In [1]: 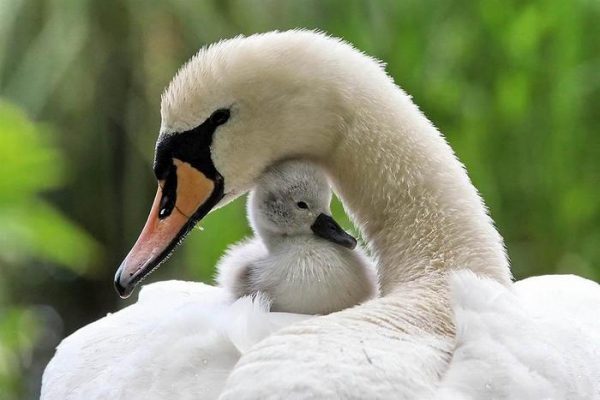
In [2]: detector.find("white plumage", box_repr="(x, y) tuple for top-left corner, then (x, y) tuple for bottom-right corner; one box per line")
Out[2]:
(437, 272), (600, 399)
(41, 281), (310, 399)
(42, 274), (600, 399)
(42, 30), (600, 399)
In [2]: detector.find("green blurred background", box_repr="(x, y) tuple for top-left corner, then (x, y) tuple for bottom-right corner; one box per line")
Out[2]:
(0, 0), (599, 398)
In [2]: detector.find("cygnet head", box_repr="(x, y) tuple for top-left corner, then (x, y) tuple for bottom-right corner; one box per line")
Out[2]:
(249, 160), (356, 249)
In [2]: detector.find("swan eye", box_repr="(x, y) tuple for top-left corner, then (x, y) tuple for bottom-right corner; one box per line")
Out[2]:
(209, 108), (230, 126)
(296, 201), (308, 210)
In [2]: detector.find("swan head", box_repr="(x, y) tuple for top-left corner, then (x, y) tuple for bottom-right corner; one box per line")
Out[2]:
(114, 30), (378, 297)
(248, 160), (356, 249)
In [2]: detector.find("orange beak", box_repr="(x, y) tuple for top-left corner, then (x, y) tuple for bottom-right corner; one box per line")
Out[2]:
(114, 159), (223, 298)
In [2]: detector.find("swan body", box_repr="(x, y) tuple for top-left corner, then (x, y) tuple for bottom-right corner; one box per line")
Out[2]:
(43, 273), (600, 399)
(42, 30), (600, 399)
(41, 281), (311, 400)
(217, 160), (378, 314)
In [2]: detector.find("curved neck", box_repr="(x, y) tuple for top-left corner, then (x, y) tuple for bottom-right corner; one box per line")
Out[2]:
(324, 79), (511, 295)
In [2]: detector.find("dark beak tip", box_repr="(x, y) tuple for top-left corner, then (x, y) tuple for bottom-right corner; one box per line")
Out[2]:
(115, 283), (132, 299)
(114, 268), (133, 299)
(311, 213), (358, 250)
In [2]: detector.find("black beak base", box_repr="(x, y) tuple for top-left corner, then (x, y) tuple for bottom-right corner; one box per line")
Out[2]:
(310, 213), (357, 249)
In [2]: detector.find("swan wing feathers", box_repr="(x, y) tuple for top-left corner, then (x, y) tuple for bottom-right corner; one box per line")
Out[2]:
(437, 270), (600, 400)
(41, 281), (312, 400)
(137, 279), (226, 304)
(226, 292), (313, 354)
(514, 274), (600, 327)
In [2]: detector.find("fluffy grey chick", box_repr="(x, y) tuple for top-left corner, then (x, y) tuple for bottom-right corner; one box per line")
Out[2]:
(216, 160), (378, 315)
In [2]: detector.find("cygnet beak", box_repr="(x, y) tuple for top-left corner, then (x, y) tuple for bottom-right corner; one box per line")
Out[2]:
(310, 214), (357, 249)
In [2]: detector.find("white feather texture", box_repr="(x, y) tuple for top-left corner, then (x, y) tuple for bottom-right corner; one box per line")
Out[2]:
(437, 271), (600, 400)
(42, 274), (600, 400)
(41, 30), (600, 399)
(41, 281), (311, 400)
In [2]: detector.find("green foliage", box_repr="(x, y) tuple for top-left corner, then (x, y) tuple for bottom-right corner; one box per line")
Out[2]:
(184, 197), (252, 283)
(0, 101), (97, 399)
(0, 1), (598, 398)
(0, 101), (98, 273)
(0, 308), (41, 398)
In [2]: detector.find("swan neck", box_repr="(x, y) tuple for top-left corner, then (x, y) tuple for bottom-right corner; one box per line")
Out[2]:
(325, 84), (511, 294)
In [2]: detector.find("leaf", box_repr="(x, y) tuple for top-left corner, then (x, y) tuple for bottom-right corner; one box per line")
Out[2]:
(0, 100), (98, 273)
(0, 101), (64, 203)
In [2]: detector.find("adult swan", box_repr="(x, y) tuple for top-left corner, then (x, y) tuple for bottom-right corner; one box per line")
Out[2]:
(42, 30), (600, 399)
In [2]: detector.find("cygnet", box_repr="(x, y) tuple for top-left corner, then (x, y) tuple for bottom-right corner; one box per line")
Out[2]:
(217, 160), (378, 314)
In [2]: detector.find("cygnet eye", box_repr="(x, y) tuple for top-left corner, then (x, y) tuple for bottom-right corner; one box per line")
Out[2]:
(296, 201), (308, 210)
(209, 108), (230, 126)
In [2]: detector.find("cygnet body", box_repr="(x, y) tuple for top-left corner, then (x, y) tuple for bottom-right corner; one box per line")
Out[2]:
(217, 160), (378, 315)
